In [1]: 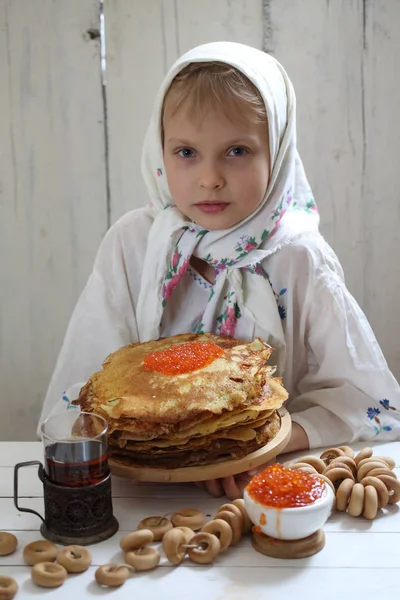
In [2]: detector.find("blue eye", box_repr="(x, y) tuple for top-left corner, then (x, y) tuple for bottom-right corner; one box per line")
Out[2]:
(228, 147), (247, 157)
(178, 148), (196, 158)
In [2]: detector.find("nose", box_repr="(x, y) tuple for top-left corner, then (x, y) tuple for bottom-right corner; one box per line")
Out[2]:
(198, 162), (225, 190)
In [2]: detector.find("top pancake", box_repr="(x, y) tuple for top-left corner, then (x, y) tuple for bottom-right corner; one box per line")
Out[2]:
(76, 333), (287, 438)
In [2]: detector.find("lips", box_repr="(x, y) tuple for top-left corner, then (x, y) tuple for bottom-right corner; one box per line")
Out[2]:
(195, 202), (230, 214)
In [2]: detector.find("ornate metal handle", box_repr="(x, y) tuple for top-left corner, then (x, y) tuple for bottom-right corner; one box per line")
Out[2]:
(14, 461), (46, 523)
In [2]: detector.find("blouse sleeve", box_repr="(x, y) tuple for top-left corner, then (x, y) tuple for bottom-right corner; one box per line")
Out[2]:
(272, 236), (400, 448)
(37, 218), (140, 436)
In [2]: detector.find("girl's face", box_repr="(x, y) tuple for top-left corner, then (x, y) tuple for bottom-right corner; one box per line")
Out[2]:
(163, 105), (270, 231)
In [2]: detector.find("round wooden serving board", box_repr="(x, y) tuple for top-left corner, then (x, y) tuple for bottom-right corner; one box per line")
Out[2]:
(109, 408), (291, 483)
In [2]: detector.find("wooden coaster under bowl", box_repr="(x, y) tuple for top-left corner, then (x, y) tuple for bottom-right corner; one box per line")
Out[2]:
(251, 527), (325, 559)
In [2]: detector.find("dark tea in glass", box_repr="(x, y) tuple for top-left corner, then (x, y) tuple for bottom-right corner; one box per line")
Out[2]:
(41, 411), (109, 488)
(45, 439), (109, 487)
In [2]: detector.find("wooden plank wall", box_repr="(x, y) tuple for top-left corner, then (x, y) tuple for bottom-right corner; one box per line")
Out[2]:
(0, 0), (107, 440)
(1, 0), (399, 440)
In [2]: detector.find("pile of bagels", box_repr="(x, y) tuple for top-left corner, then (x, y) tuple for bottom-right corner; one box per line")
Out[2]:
(0, 498), (250, 593)
(284, 446), (400, 519)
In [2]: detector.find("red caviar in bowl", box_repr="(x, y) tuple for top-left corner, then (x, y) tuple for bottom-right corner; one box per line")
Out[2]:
(143, 342), (224, 375)
(246, 463), (325, 508)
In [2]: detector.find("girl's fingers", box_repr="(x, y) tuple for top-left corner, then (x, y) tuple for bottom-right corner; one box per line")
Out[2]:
(203, 478), (225, 497)
(221, 476), (242, 500)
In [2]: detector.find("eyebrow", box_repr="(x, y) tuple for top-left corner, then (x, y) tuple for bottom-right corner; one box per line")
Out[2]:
(165, 136), (258, 146)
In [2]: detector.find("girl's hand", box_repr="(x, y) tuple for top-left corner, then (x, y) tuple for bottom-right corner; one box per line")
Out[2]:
(195, 470), (259, 500)
(194, 423), (309, 499)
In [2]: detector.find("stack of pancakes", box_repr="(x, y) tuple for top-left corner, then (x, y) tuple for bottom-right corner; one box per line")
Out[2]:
(74, 333), (288, 469)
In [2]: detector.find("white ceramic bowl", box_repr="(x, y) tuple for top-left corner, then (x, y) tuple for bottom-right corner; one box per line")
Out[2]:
(243, 483), (334, 540)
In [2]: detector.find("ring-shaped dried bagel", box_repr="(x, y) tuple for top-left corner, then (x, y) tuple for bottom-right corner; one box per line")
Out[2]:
(56, 545), (92, 573)
(95, 564), (131, 588)
(0, 532), (18, 556)
(347, 483), (365, 517)
(31, 562), (68, 588)
(338, 446), (355, 458)
(320, 448), (345, 464)
(138, 516), (173, 541)
(360, 476), (390, 509)
(374, 456), (396, 469)
(174, 526), (195, 543)
(162, 528), (187, 565)
(0, 576), (18, 600)
(363, 485), (378, 520)
(375, 474), (400, 504)
(324, 468), (355, 488)
(171, 509), (206, 531)
(324, 462), (354, 477)
(120, 529), (154, 552)
(214, 510), (242, 546)
(329, 456), (357, 475)
(356, 457), (390, 471)
(354, 447), (373, 465)
(336, 479), (355, 512)
(125, 547), (160, 571)
(367, 468), (397, 480)
(292, 456), (326, 473)
(291, 464), (319, 475)
(187, 532), (220, 564)
(216, 503), (244, 527)
(232, 498), (252, 533)
(357, 461), (391, 482)
(201, 518), (233, 552)
(23, 540), (58, 566)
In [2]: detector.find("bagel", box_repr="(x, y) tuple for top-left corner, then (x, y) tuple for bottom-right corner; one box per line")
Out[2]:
(375, 474), (400, 504)
(120, 529), (154, 552)
(125, 547), (160, 571)
(56, 545), (92, 573)
(187, 532), (220, 564)
(162, 528), (187, 565)
(363, 485), (378, 520)
(0, 533), (17, 557)
(336, 479), (355, 512)
(0, 576), (18, 600)
(292, 456), (326, 473)
(338, 446), (355, 458)
(214, 510), (242, 546)
(360, 476), (389, 509)
(138, 516), (172, 541)
(320, 448), (345, 464)
(201, 518), (233, 552)
(31, 562), (68, 588)
(95, 564), (131, 587)
(23, 540), (58, 566)
(347, 483), (365, 517)
(354, 447), (373, 465)
(171, 509), (206, 531)
(232, 498), (252, 533)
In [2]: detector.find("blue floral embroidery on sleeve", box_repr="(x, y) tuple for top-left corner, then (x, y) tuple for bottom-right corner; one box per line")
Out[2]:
(367, 399), (399, 435)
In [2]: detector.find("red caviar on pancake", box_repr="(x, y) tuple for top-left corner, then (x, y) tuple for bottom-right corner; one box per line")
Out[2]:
(247, 463), (325, 508)
(143, 342), (224, 375)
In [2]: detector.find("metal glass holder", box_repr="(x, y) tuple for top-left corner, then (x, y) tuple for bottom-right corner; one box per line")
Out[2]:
(14, 461), (119, 546)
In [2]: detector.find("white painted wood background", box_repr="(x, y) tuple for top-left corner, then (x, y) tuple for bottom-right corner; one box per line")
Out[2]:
(1, 0), (399, 440)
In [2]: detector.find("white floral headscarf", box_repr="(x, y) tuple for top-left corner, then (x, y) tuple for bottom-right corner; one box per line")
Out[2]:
(137, 42), (319, 365)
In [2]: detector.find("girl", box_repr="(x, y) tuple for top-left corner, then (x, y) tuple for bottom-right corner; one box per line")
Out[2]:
(38, 42), (400, 499)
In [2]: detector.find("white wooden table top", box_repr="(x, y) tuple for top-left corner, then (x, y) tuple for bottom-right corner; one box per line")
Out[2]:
(1, 441), (399, 599)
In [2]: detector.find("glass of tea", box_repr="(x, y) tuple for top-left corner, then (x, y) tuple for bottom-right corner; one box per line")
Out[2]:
(14, 410), (119, 545)
(41, 411), (110, 487)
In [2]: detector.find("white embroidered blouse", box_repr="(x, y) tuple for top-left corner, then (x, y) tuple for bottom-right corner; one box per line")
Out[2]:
(38, 207), (400, 445)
